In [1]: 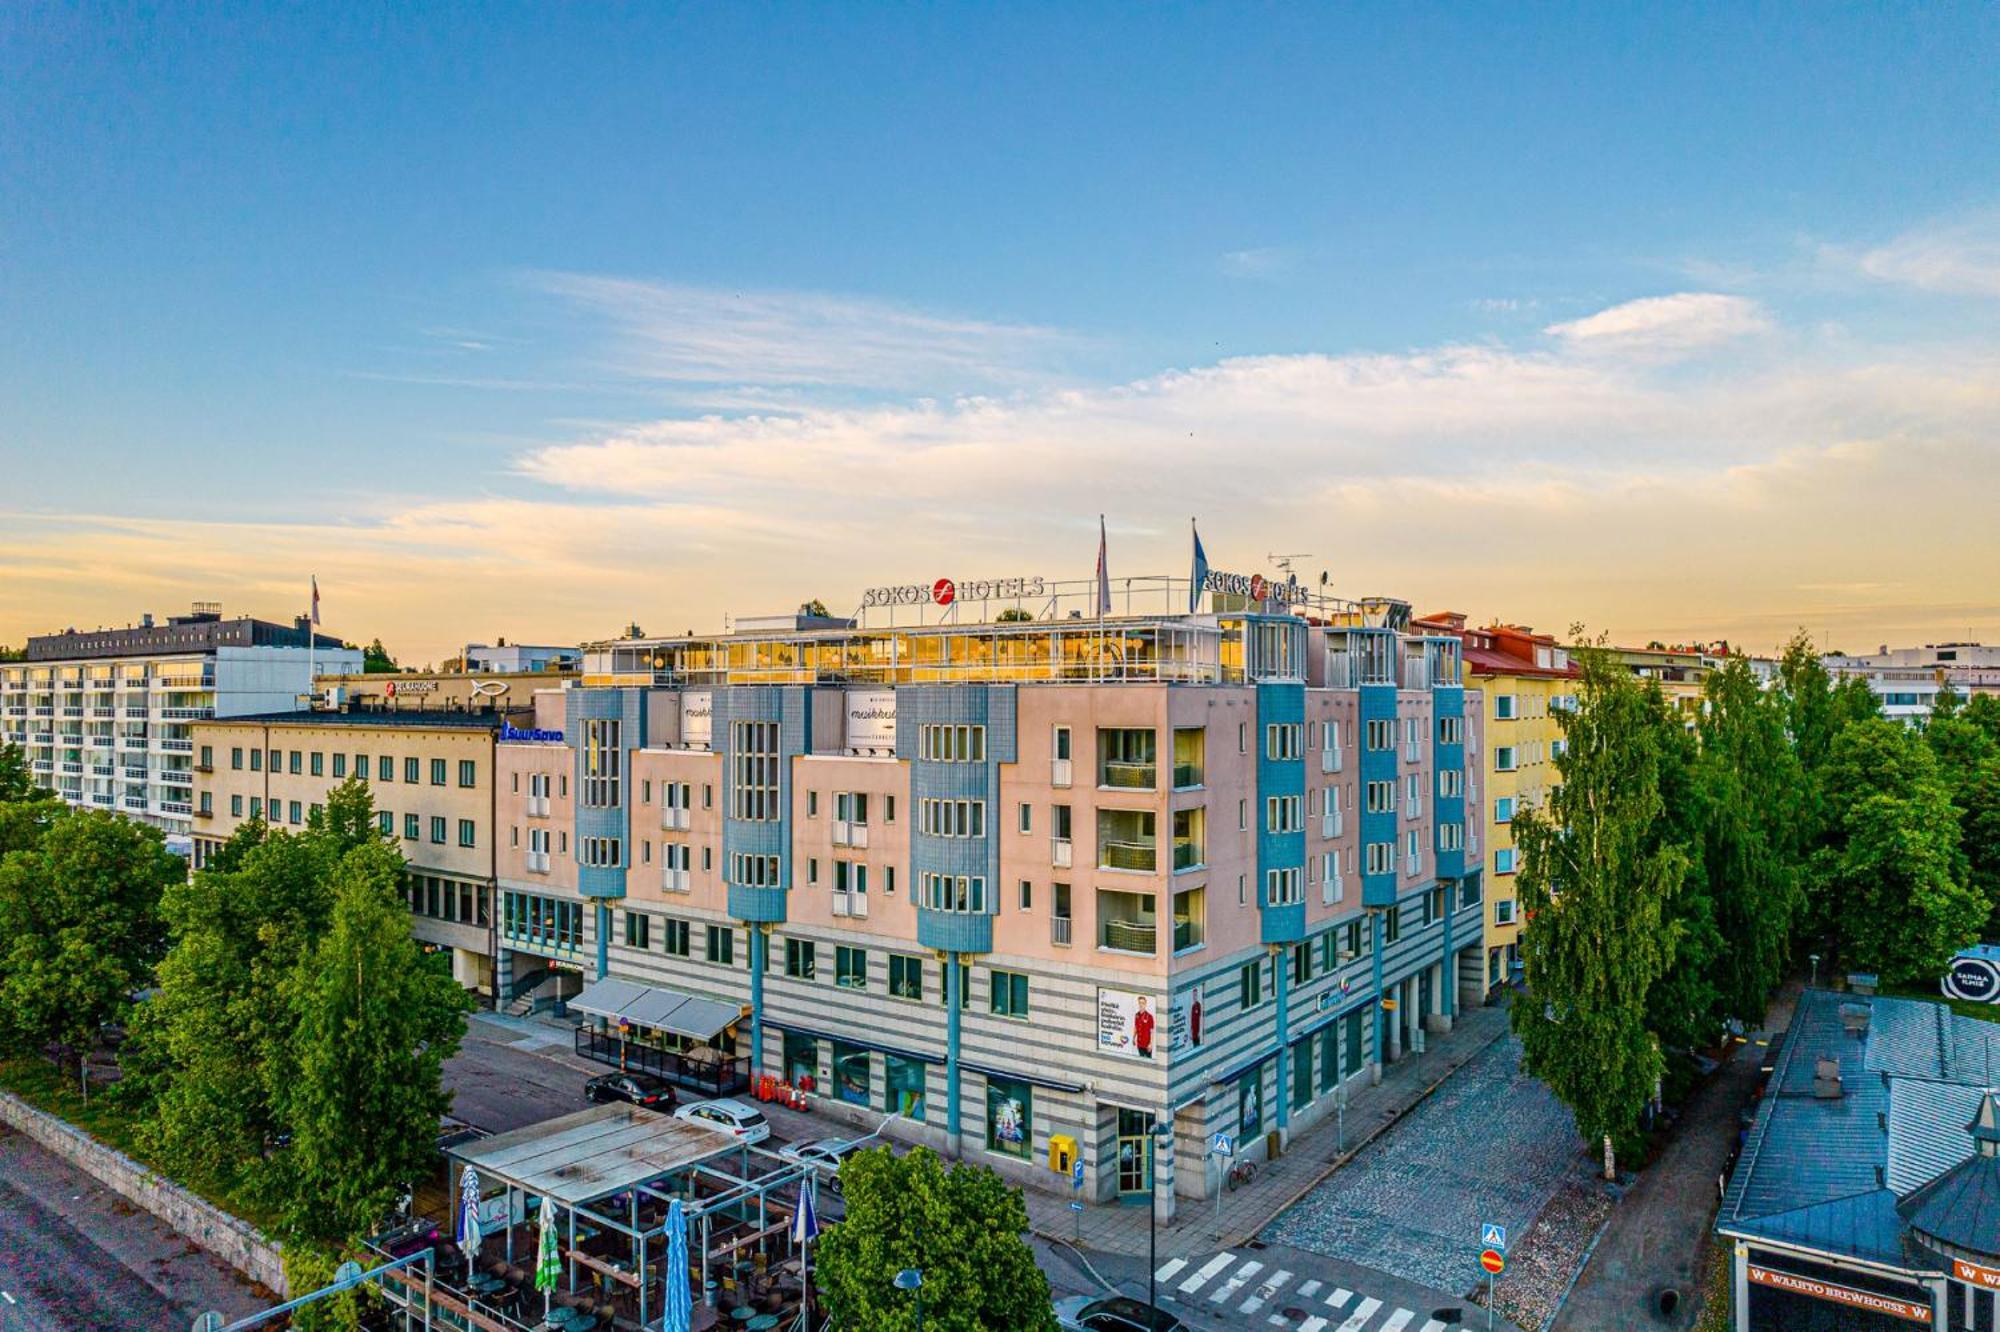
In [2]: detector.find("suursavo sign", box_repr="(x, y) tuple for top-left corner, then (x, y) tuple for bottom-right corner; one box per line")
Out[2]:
(499, 722), (564, 743)
(1203, 570), (1306, 605)
(861, 576), (1046, 608)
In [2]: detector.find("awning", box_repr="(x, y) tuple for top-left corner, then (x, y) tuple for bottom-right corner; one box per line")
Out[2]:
(571, 977), (744, 1042)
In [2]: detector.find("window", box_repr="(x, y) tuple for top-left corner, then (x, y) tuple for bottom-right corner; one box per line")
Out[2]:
(1406, 773), (1422, 812)
(832, 1041), (870, 1107)
(289, 750), (302, 775)
(1366, 841), (1396, 875)
(1495, 747), (1517, 772)
(459, 759), (476, 788)
(377, 811), (392, 835)
(990, 970), (1029, 1017)
(1238, 798), (1247, 831)
(250, 798), (263, 819)
(785, 938), (817, 979)
(918, 724), (985, 762)
(833, 791), (869, 839)
(1365, 780), (1397, 813)
(268, 749), (280, 772)
(1343, 918), (1370, 961)
(662, 919), (691, 957)
(404, 813), (420, 839)
(706, 924), (735, 965)
(889, 955), (924, 1000)
(458, 819), (476, 848)
(1495, 898), (1517, 926)
(1266, 866), (1303, 906)
(332, 753), (346, 779)
(230, 793), (243, 817)
(921, 872), (986, 913)
(250, 748), (263, 772)
(1366, 719), (1395, 751)
(702, 783), (712, 809)
(404, 756), (420, 783)
(730, 720), (779, 820)
(1494, 796), (1515, 824)
(1053, 725), (1071, 762)
(1319, 1021), (1341, 1093)
(886, 1054), (926, 1121)
(835, 946), (867, 990)
(1238, 722), (1247, 754)
(1406, 828), (1422, 873)
(625, 912), (650, 949)
(1438, 716), (1461, 745)
(1384, 906), (1402, 944)
(582, 718), (622, 806)
(987, 1076), (1031, 1157)
(1018, 803), (1032, 834)
(231, 746), (243, 770)
(196, 743), (213, 769)
(1292, 1036), (1313, 1111)
(1239, 1071), (1263, 1138)
(731, 853), (780, 887)
(288, 800), (303, 824)
(356, 753), (368, 780)
(1495, 695), (1516, 720)
(1172, 886), (1205, 950)
(310, 751), (324, 777)
(1551, 738), (1567, 760)
(918, 798), (986, 838)
(501, 892), (584, 952)
(1172, 727), (1205, 788)
(1292, 941), (1313, 985)
(379, 755), (393, 782)
(1017, 879), (1032, 911)
(1437, 768), (1462, 798)
(1438, 822), (1463, 851)
(1425, 885), (1447, 925)
(430, 816), (447, 845)
(938, 961), (971, 1009)
(1266, 795), (1302, 834)
(1240, 960), (1264, 1009)
(1266, 724), (1302, 761)
(1097, 808), (1156, 871)
(884, 794), (894, 822)
(1098, 728), (1157, 788)
(1496, 847), (1518, 875)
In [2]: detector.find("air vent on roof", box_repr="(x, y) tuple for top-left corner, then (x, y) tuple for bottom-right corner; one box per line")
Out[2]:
(1813, 1056), (1844, 1099)
(1841, 1003), (1871, 1037)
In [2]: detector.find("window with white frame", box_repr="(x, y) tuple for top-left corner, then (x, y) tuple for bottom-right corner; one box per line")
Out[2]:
(1405, 829), (1421, 872)
(919, 724), (985, 762)
(1494, 695), (1516, 720)
(1438, 715), (1461, 745)
(1365, 780), (1397, 814)
(1437, 768), (1462, 798)
(1494, 746), (1517, 772)
(1437, 822), (1463, 851)
(1495, 898), (1517, 925)
(1495, 847), (1518, 874)
(1366, 841), (1396, 875)
(581, 836), (622, 868)
(1266, 724), (1303, 761)
(731, 720), (780, 820)
(731, 852), (781, 887)
(1494, 796), (1515, 824)
(1266, 794), (1302, 834)
(1320, 851), (1342, 903)
(1266, 866), (1303, 906)
(581, 719), (622, 807)
(1366, 719), (1395, 750)
(921, 872), (986, 912)
(1405, 772), (1423, 814)
(918, 797), (986, 838)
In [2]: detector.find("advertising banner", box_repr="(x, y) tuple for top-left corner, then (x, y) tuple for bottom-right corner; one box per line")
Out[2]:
(1943, 945), (2000, 1003)
(681, 691), (714, 748)
(844, 689), (897, 750)
(1746, 1266), (1931, 1323)
(1097, 988), (1162, 1061)
(1168, 987), (1205, 1055)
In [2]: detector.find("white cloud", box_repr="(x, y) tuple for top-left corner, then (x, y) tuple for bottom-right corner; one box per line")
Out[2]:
(1544, 293), (1772, 357)
(1221, 247), (1295, 279)
(523, 272), (1078, 391)
(1844, 214), (2000, 298)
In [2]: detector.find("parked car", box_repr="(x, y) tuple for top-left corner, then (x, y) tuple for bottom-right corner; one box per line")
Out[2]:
(585, 1071), (676, 1109)
(778, 1137), (864, 1192)
(672, 1097), (771, 1144)
(1054, 1295), (1187, 1332)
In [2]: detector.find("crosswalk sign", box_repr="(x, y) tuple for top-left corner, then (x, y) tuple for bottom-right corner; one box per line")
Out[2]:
(1211, 1132), (1234, 1158)
(1481, 1222), (1507, 1252)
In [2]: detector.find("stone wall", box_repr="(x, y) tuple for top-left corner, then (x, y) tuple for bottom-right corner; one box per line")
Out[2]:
(0, 1091), (287, 1296)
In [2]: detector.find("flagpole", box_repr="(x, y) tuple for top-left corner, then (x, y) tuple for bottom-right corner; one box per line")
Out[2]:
(306, 576), (315, 711)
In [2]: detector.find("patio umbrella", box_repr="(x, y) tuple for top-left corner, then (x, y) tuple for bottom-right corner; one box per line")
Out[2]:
(456, 1166), (483, 1278)
(535, 1195), (562, 1324)
(790, 1180), (820, 1331)
(663, 1198), (693, 1332)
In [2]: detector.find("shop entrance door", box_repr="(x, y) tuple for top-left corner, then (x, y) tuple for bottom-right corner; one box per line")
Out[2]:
(1116, 1108), (1153, 1197)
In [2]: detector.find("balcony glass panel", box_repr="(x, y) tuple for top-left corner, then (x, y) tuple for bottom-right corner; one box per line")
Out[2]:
(1096, 889), (1157, 954)
(1098, 728), (1157, 789)
(1172, 727), (1205, 788)
(1172, 806), (1204, 870)
(1096, 808), (1156, 872)
(1172, 886), (1205, 951)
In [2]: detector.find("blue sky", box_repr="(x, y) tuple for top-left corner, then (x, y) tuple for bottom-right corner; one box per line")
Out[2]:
(4, 4), (1998, 662)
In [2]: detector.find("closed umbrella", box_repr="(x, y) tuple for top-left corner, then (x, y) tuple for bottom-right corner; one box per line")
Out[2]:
(456, 1166), (484, 1280)
(663, 1198), (693, 1332)
(535, 1195), (562, 1325)
(790, 1180), (820, 1331)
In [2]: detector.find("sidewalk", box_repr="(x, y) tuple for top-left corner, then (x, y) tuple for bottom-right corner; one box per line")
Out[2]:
(1549, 984), (1801, 1331)
(1029, 1002), (1514, 1260)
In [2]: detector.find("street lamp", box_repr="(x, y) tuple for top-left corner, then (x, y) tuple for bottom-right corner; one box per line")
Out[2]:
(895, 1267), (924, 1332)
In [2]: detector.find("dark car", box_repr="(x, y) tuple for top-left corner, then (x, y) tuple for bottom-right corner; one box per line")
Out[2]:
(1053, 1296), (1187, 1332)
(585, 1071), (675, 1109)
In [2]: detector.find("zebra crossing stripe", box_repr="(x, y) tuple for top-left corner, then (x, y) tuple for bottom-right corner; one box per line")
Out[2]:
(1378, 1310), (1416, 1332)
(1326, 1287), (1354, 1308)
(1420, 1321), (1449, 1332)
(1297, 1279), (1324, 1298)
(1210, 1259), (1263, 1305)
(1298, 1319), (1329, 1332)
(1154, 1258), (1188, 1284)
(1334, 1296), (1382, 1332)
(1178, 1253), (1234, 1295)
(1240, 1268), (1292, 1315)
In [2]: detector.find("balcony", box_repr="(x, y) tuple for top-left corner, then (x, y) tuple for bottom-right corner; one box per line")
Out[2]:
(30, 732), (55, 747)
(158, 769), (193, 787)
(831, 889), (868, 919)
(90, 793), (114, 807)
(661, 867), (689, 893)
(159, 801), (192, 816)
(160, 707), (214, 721)
(90, 706), (114, 718)
(1052, 837), (1073, 869)
(1322, 810), (1345, 839)
(1098, 728), (1158, 790)
(1100, 760), (1157, 790)
(1321, 746), (1344, 773)
(122, 796), (147, 810)
(31, 761), (53, 774)
(1096, 809), (1158, 872)
(1172, 840), (1202, 871)
(60, 707), (83, 719)
(1050, 914), (1073, 947)
(1096, 888), (1158, 955)
(91, 764), (115, 778)
(193, 807), (213, 820)
(87, 735), (112, 748)
(3, 706), (23, 717)
(527, 796), (551, 818)
(158, 739), (194, 754)
(1050, 756), (1073, 788)
(60, 762), (82, 775)
(526, 852), (551, 874)
(124, 707), (149, 719)
(123, 766), (149, 781)
(660, 807), (688, 831)
(1404, 741), (1421, 763)
(833, 820), (869, 849)
(31, 707), (53, 717)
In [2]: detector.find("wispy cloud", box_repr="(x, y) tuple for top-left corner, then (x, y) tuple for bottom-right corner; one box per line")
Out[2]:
(1837, 213), (2000, 298)
(522, 272), (1080, 392)
(1220, 247), (1296, 279)
(1544, 292), (1771, 358)
(1469, 297), (1541, 314)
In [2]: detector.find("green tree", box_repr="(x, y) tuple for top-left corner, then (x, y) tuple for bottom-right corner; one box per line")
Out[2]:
(1814, 720), (1981, 985)
(997, 608), (1035, 623)
(0, 811), (179, 1097)
(357, 638), (397, 674)
(0, 740), (44, 802)
(0, 741), (62, 856)
(1642, 689), (1724, 1053)
(818, 1146), (1057, 1332)
(1962, 694), (2000, 746)
(1511, 645), (1689, 1178)
(1962, 758), (2000, 935)
(272, 838), (471, 1247)
(799, 599), (831, 618)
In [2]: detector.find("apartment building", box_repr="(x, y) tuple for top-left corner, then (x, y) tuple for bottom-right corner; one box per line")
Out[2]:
(1, 604), (357, 841)
(1416, 615), (1577, 993)
(490, 573), (1486, 1215)
(1613, 644), (1715, 725)
(191, 679), (541, 997)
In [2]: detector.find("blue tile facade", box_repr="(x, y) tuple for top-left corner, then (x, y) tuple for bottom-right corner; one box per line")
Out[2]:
(1255, 680), (1307, 946)
(567, 687), (644, 903)
(1431, 682), (1466, 882)
(718, 685), (811, 923)
(900, 684), (1018, 955)
(1358, 681), (1401, 908)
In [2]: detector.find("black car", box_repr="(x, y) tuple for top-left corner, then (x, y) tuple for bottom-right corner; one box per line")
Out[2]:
(585, 1071), (675, 1109)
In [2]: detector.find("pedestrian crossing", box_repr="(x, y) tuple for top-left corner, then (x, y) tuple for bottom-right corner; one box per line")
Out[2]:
(1154, 1251), (1460, 1332)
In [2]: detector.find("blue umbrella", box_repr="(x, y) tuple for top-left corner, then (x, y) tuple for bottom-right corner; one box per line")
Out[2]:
(455, 1166), (483, 1277)
(663, 1198), (693, 1332)
(792, 1180), (820, 1330)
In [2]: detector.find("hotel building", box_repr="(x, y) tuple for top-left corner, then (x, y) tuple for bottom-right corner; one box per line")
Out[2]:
(1415, 616), (1577, 993)
(491, 574), (1487, 1213)
(1, 604), (357, 842)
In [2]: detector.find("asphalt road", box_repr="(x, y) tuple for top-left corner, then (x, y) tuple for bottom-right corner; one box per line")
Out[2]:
(442, 1020), (598, 1134)
(0, 1128), (264, 1331)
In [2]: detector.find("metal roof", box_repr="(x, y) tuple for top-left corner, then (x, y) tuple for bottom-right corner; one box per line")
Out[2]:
(569, 977), (745, 1041)
(448, 1103), (740, 1207)
(1865, 998), (2000, 1086)
(1734, 1189), (1923, 1270)
(1886, 1079), (1983, 1196)
(1900, 1154), (2000, 1257)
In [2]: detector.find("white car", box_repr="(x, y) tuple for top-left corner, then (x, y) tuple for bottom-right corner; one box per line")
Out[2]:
(778, 1137), (864, 1192)
(673, 1098), (771, 1145)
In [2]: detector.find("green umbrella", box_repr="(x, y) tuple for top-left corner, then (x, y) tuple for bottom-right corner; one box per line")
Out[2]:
(535, 1195), (561, 1322)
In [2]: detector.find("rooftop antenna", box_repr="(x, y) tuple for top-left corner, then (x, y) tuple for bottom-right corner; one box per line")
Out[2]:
(1268, 553), (1313, 577)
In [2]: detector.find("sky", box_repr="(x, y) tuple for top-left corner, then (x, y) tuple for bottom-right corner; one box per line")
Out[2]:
(3, 5), (1998, 666)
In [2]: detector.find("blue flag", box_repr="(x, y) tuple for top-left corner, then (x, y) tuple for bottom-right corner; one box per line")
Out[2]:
(1189, 521), (1208, 614)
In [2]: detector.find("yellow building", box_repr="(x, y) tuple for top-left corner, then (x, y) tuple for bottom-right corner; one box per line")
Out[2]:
(1417, 615), (1577, 992)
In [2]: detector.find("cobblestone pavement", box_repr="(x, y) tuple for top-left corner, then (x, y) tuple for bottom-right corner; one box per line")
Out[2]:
(1266, 1034), (1589, 1301)
(1478, 1178), (1614, 1330)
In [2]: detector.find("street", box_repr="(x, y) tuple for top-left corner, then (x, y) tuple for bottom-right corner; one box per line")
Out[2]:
(0, 1128), (264, 1331)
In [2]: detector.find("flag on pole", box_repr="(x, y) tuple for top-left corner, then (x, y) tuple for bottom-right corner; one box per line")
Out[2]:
(310, 575), (321, 626)
(1189, 520), (1208, 614)
(1094, 515), (1111, 617)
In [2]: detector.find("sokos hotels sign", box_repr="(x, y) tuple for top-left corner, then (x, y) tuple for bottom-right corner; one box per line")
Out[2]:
(1202, 569), (1305, 605)
(861, 576), (1046, 609)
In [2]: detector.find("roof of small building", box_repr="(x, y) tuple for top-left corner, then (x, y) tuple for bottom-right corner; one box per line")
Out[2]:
(448, 1102), (741, 1207)
(1899, 1153), (2000, 1257)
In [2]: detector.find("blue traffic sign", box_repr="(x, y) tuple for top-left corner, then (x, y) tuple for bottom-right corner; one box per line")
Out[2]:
(1210, 1132), (1234, 1158)
(1070, 1201), (1085, 1212)
(1072, 1159), (1085, 1188)
(1481, 1222), (1508, 1252)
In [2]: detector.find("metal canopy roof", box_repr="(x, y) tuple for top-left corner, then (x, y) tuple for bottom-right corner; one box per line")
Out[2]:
(449, 1103), (740, 1207)
(570, 977), (745, 1041)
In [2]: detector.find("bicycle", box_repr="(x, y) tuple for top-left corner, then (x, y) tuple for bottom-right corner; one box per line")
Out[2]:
(1225, 1160), (1257, 1192)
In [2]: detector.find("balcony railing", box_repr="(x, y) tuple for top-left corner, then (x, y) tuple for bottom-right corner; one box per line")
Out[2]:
(159, 801), (192, 816)
(1172, 840), (1202, 871)
(1404, 741), (1421, 763)
(1100, 761), (1156, 790)
(527, 796), (551, 818)
(1051, 915), (1073, 947)
(90, 707), (114, 718)
(159, 707), (214, 721)
(1172, 762), (1203, 789)
(158, 739), (194, 754)
(661, 868), (689, 893)
(1050, 757), (1073, 788)
(158, 769), (193, 786)
(1099, 840), (1157, 873)
(525, 852), (550, 874)
(31, 761), (53, 774)
(1100, 918), (1157, 954)
(122, 796), (147, 810)
(1322, 811), (1345, 839)
(90, 793), (114, 807)
(831, 890), (868, 918)
(1173, 917), (1203, 952)
(60, 762), (82, 775)
(124, 707), (149, 719)
(87, 735), (112, 748)
(60, 707), (83, 718)
(660, 807), (688, 831)
(1052, 837), (1073, 868)
(833, 820), (869, 849)
(91, 765), (115, 778)
(123, 765), (148, 780)
(574, 1028), (749, 1098)
(1321, 747), (1344, 773)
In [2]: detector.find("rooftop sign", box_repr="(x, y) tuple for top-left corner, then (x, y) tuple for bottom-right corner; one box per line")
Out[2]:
(1203, 570), (1306, 605)
(861, 576), (1046, 609)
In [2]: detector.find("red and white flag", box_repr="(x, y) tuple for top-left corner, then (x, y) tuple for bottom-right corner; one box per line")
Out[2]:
(310, 576), (321, 626)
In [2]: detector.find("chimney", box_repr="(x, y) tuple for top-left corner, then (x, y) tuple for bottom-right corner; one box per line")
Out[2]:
(141, 613), (154, 628)
(1812, 1056), (1844, 1099)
